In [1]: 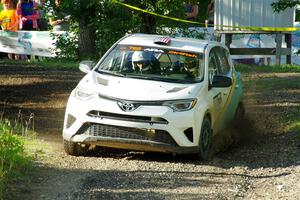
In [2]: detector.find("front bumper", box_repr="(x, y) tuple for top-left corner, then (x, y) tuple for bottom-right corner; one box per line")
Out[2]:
(76, 136), (199, 154)
(63, 92), (205, 153)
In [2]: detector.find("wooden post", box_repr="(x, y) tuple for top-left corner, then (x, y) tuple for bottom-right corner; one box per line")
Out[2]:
(275, 33), (283, 65)
(216, 31), (292, 66)
(215, 33), (222, 42)
(285, 33), (292, 64)
(225, 34), (232, 48)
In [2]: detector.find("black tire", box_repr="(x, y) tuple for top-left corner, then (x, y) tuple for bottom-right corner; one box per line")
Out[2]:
(63, 140), (89, 156)
(196, 116), (213, 161)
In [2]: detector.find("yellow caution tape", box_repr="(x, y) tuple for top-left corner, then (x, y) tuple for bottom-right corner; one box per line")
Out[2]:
(112, 0), (300, 32)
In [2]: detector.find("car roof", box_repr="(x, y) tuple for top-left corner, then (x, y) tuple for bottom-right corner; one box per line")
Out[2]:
(118, 33), (221, 54)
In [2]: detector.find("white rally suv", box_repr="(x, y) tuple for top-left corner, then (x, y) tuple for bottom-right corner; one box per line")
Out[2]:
(62, 33), (244, 160)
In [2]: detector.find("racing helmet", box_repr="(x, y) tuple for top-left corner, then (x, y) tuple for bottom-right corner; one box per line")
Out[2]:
(132, 51), (154, 70)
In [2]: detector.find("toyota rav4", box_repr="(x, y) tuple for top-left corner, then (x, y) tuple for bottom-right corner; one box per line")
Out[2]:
(62, 33), (244, 160)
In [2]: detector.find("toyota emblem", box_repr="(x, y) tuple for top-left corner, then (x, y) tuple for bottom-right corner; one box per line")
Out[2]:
(117, 101), (137, 112)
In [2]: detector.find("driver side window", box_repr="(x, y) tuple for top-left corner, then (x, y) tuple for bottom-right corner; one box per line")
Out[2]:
(208, 49), (219, 85)
(214, 47), (231, 77)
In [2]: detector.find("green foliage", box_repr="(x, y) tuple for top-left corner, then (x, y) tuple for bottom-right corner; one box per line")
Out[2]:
(93, 1), (139, 57)
(158, 26), (209, 39)
(283, 108), (300, 136)
(34, 58), (79, 70)
(0, 134), (26, 170)
(296, 9), (300, 21)
(51, 0), (212, 60)
(51, 31), (79, 60)
(244, 77), (300, 91)
(235, 64), (300, 73)
(126, 0), (210, 26)
(0, 135), (29, 198)
(271, 0), (300, 12)
(0, 59), (79, 70)
(0, 118), (22, 136)
(0, 121), (30, 199)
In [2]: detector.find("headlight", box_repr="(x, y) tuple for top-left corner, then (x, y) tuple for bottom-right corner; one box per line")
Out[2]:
(163, 99), (197, 112)
(74, 87), (97, 101)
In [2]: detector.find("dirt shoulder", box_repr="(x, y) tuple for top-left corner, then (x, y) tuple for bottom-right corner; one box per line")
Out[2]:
(1, 64), (300, 200)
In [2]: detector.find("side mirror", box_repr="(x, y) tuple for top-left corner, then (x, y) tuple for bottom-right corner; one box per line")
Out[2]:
(79, 60), (96, 73)
(211, 75), (232, 88)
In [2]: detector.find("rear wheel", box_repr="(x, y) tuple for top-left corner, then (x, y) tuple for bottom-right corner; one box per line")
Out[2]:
(63, 140), (89, 156)
(196, 116), (213, 160)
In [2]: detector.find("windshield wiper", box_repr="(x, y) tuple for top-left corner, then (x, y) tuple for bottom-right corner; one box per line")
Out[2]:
(126, 74), (198, 84)
(125, 74), (162, 80)
(97, 70), (126, 77)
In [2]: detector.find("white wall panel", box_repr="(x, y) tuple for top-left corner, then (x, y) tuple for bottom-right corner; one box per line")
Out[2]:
(215, 0), (295, 31)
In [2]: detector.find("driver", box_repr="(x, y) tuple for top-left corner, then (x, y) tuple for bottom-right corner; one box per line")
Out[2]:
(182, 59), (198, 79)
(132, 51), (160, 74)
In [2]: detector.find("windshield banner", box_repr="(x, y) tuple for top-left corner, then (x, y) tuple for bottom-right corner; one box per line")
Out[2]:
(0, 30), (63, 57)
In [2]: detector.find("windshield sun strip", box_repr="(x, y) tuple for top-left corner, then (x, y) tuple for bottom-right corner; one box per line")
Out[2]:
(119, 45), (203, 59)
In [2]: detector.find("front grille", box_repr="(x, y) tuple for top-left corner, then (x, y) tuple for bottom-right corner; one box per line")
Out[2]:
(77, 123), (177, 146)
(87, 110), (168, 124)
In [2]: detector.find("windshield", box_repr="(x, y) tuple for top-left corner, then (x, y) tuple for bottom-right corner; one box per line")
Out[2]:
(96, 45), (204, 83)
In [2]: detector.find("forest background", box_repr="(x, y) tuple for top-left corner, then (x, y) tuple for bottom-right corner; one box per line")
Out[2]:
(23, 0), (299, 60)
(43, 0), (211, 60)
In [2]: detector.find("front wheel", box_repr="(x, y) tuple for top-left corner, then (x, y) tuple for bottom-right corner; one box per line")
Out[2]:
(63, 140), (89, 156)
(196, 116), (213, 160)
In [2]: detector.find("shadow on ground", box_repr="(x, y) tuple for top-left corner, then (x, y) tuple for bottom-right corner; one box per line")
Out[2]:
(7, 163), (289, 200)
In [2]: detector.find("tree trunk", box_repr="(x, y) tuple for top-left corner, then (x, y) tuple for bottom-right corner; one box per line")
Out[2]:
(140, 0), (157, 34)
(141, 13), (156, 34)
(78, 0), (96, 58)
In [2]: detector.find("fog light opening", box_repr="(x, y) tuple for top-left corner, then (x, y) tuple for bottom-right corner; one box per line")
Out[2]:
(66, 114), (76, 128)
(184, 128), (193, 143)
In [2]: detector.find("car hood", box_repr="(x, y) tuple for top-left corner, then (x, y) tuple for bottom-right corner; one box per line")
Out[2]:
(78, 72), (203, 101)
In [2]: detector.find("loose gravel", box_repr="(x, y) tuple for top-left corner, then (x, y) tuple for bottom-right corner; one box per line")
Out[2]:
(1, 65), (300, 200)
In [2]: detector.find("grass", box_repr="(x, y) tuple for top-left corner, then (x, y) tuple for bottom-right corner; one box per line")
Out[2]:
(243, 76), (300, 91)
(280, 106), (300, 138)
(2, 57), (300, 73)
(0, 112), (46, 200)
(0, 118), (29, 199)
(0, 57), (80, 70)
(235, 64), (300, 73)
(239, 63), (300, 137)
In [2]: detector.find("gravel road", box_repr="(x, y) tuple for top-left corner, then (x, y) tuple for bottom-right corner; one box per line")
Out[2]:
(1, 63), (299, 200)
